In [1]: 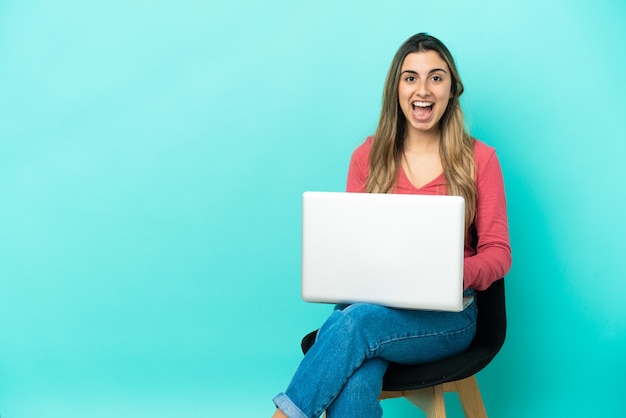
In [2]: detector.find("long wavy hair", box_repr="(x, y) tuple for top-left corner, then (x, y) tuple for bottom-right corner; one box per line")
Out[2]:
(366, 33), (477, 228)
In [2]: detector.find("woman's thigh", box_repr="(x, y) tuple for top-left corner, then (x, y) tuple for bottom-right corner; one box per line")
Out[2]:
(326, 302), (477, 365)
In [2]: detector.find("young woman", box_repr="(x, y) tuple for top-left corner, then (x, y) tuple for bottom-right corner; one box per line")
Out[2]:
(272, 33), (512, 418)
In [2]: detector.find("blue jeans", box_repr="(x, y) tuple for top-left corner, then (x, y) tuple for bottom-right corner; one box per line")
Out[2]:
(273, 294), (477, 418)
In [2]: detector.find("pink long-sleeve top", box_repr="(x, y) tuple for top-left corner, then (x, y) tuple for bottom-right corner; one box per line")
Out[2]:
(346, 136), (512, 291)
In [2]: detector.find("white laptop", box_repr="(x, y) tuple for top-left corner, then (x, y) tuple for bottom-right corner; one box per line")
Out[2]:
(301, 191), (469, 312)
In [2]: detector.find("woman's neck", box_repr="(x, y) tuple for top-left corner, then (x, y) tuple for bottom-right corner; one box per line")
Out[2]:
(403, 129), (441, 154)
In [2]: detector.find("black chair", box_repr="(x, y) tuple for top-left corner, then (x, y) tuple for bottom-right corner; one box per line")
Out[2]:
(301, 278), (506, 417)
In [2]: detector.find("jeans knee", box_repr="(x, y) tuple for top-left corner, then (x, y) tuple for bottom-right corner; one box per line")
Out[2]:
(344, 303), (389, 322)
(322, 304), (392, 358)
(323, 304), (388, 340)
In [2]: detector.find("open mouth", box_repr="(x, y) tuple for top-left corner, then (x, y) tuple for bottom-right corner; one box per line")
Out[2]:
(411, 101), (434, 121)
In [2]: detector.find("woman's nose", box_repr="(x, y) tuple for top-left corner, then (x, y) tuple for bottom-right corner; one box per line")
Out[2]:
(416, 81), (430, 97)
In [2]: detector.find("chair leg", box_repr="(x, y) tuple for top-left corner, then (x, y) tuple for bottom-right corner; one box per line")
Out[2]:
(451, 376), (487, 418)
(403, 385), (447, 418)
(379, 374), (486, 417)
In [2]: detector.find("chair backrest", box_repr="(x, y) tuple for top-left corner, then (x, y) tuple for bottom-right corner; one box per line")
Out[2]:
(472, 278), (506, 350)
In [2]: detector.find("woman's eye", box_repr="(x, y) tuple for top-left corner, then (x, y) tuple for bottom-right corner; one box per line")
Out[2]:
(431, 75), (442, 82)
(405, 76), (415, 82)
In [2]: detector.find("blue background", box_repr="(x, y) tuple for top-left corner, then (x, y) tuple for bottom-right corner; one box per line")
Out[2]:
(1, 0), (625, 416)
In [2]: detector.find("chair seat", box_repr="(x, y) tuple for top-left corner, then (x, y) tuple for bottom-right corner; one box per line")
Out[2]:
(301, 332), (498, 392)
(382, 345), (496, 391)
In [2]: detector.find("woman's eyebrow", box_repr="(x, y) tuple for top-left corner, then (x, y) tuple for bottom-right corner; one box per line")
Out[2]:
(400, 68), (448, 75)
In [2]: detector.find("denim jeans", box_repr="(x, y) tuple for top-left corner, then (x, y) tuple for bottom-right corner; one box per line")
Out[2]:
(273, 293), (477, 418)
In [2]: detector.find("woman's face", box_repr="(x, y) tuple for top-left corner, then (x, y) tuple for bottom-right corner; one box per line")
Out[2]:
(397, 50), (453, 137)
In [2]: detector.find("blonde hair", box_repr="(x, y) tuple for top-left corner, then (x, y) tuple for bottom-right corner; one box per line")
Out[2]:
(366, 33), (477, 228)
